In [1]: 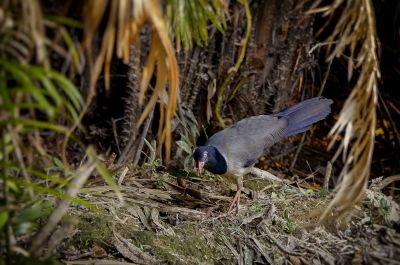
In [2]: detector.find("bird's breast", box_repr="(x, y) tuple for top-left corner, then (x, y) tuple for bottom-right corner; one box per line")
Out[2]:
(225, 159), (253, 178)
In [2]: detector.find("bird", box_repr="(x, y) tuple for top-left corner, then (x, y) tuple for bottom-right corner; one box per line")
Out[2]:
(193, 97), (333, 214)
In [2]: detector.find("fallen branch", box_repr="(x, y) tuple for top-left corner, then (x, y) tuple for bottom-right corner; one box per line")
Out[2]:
(30, 158), (96, 253)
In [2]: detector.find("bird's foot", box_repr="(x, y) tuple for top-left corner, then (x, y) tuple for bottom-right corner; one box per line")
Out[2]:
(226, 188), (241, 214)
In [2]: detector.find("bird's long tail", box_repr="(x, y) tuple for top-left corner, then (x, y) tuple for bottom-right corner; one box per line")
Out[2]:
(276, 97), (333, 136)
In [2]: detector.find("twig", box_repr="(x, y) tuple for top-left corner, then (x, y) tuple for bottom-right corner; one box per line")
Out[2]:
(250, 167), (284, 182)
(259, 223), (305, 256)
(323, 161), (332, 189)
(164, 180), (231, 202)
(318, 58), (333, 97)
(222, 235), (240, 260)
(238, 240), (244, 265)
(63, 260), (136, 265)
(370, 252), (400, 265)
(117, 130), (137, 165)
(96, 194), (206, 220)
(112, 118), (122, 155)
(298, 245), (335, 265)
(118, 166), (129, 186)
(375, 175), (400, 191)
(65, 251), (94, 261)
(7, 125), (34, 198)
(308, 41), (338, 55)
(30, 159), (96, 253)
(133, 108), (154, 166)
(43, 219), (78, 258)
(113, 230), (157, 264)
(1, 128), (11, 264)
(249, 235), (274, 264)
(290, 132), (307, 170)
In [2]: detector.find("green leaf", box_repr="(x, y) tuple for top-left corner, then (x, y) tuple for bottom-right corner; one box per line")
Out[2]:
(14, 201), (52, 224)
(97, 161), (123, 201)
(53, 157), (65, 170)
(0, 133), (14, 160)
(14, 221), (36, 235)
(0, 72), (12, 110)
(176, 140), (192, 154)
(28, 66), (62, 107)
(48, 70), (83, 111)
(12, 178), (96, 211)
(27, 168), (71, 187)
(0, 60), (57, 119)
(6, 180), (20, 193)
(45, 15), (83, 28)
(166, 0), (226, 50)
(0, 118), (68, 133)
(59, 27), (82, 71)
(65, 101), (80, 122)
(0, 211), (9, 230)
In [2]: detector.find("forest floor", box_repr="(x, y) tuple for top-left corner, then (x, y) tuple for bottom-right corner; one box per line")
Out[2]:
(53, 163), (400, 265)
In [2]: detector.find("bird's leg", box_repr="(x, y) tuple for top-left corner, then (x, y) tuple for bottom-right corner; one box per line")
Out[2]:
(227, 176), (243, 214)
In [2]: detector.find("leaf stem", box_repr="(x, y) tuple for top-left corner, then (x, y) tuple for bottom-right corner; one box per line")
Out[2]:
(214, 0), (252, 127)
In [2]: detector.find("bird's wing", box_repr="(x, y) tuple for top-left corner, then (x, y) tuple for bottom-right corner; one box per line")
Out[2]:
(207, 115), (288, 167)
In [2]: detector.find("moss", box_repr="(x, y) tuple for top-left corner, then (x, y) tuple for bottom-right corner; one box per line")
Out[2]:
(67, 206), (225, 264)
(244, 177), (274, 191)
(132, 225), (221, 264)
(131, 230), (155, 246)
(67, 207), (140, 249)
(67, 210), (114, 248)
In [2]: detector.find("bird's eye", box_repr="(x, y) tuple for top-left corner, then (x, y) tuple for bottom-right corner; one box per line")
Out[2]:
(203, 151), (208, 158)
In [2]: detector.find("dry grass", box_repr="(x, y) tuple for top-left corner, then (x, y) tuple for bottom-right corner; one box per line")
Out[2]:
(57, 165), (400, 264)
(308, 0), (380, 225)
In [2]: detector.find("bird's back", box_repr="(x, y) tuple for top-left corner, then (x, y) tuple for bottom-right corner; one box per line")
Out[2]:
(205, 97), (333, 176)
(207, 115), (288, 173)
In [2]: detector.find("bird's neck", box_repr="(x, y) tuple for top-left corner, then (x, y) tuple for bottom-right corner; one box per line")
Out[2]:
(205, 146), (227, 175)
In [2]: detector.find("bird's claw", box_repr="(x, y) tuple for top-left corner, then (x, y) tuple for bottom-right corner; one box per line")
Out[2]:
(226, 189), (241, 214)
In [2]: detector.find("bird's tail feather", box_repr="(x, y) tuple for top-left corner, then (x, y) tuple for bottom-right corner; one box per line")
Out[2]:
(276, 97), (333, 136)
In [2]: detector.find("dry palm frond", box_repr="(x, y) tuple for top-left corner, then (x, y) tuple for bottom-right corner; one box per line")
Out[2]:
(0, 0), (47, 65)
(0, 1), (83, 73)
(308, 0), (380, 224)
(83, 0), (179, 162)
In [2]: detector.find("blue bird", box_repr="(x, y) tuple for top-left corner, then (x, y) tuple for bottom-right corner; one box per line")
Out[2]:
(193, 97), (333, 213)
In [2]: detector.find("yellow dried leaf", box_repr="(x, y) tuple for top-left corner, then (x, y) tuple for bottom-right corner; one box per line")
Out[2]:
(375, 128), (384, 136)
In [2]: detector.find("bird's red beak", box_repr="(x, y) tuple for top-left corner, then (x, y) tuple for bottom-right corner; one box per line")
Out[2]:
(195, 161), (205, 176)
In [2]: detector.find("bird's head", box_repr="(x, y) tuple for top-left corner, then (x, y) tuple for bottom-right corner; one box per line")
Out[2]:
(193, 146), (209, 176)
(193, 146), (227, 176)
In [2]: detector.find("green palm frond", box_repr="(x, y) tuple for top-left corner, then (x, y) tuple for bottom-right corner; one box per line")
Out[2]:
(166, 0), (228, 50)
(0, 60), (83, 122)
(0, 1), (121, 255)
